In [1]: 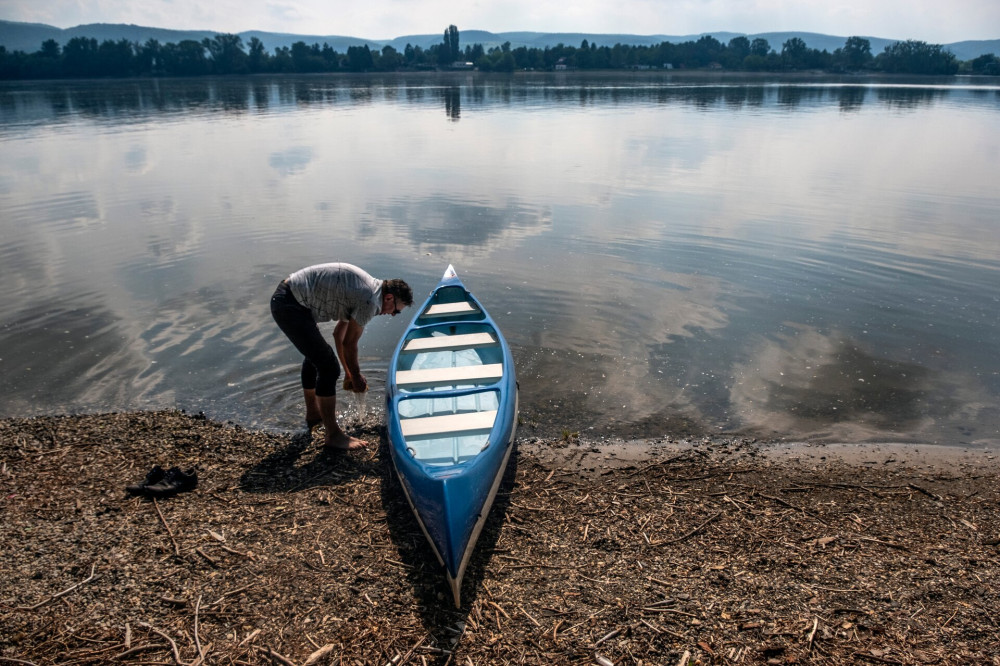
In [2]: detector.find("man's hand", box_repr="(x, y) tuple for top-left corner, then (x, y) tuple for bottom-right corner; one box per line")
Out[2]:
(351, 373), (368, 393)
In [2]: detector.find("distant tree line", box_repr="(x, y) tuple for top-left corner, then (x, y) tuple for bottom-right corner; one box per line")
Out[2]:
(1, 25), (997, 80)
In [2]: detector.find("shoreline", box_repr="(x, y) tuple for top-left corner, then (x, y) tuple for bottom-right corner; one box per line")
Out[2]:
(523, 436), (1000, 475)
(3, 409), (999, 664)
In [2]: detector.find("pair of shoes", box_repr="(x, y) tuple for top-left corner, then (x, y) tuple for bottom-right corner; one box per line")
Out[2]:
(145, 467), (197, 497)
(126, 466), (198, 498)
(126, 465), (166, 495)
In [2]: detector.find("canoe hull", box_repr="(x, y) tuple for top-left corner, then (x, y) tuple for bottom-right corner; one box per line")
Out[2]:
(386, 265), (518, 607)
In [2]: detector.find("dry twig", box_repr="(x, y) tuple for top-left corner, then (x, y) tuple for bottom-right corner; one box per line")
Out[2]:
(15, 562), (97, 611)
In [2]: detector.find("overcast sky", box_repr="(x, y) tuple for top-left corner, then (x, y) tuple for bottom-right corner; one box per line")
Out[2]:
(3, 0), (997, 44)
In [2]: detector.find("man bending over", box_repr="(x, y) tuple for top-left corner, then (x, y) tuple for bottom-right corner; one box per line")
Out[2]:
(271, 262), (412, 449)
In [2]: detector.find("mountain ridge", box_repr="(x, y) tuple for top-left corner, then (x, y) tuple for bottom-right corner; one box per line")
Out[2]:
(1, 19), (997, 62)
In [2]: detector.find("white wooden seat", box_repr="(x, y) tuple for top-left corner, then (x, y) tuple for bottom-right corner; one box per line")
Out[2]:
(396, 363), (503, 388)
(403, 332), (497, 353)
(421, 301), (479, 318)
(401, 410), (497, 438)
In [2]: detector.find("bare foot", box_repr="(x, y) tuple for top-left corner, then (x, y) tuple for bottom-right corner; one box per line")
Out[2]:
(324, 432), (368, 451)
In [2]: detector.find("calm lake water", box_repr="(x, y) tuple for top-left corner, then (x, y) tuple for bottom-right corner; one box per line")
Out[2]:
(2, 72), (999, 446)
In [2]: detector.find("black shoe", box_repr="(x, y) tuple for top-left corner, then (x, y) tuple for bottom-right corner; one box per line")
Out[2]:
(144, 467), (198, 498)
(126, 465), (166, 496)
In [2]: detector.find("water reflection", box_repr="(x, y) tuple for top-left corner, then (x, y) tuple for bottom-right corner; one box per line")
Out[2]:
(727, 325), (996, 444)
(443, 86), (461, 120)
(5, 74), (999, 132)
(838, 86), (867, 111)
(1, 75), (998, 447)
(376, 198), (549, 251)
(269, 146), (314, 176)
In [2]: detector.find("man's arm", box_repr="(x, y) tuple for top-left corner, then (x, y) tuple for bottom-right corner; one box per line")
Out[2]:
(333, 319), (366, 392)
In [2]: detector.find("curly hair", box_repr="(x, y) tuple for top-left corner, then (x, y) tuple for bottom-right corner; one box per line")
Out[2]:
(383, 279), (413, 307)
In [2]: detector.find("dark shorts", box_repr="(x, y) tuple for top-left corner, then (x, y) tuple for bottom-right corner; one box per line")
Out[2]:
(270, 280), (341, 396)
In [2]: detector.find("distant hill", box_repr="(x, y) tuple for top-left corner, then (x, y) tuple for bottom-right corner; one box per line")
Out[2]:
(1, 20), (997, 62)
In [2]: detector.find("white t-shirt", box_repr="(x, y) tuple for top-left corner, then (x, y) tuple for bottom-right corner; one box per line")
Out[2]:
(286, 263), (382, 327)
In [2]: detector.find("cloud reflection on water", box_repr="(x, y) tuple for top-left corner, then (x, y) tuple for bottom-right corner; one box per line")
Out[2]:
(729, 325), (999, 446)
(1, 74), (998, 446)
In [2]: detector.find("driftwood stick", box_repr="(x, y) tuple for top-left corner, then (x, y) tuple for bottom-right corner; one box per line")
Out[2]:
(193, 596), (204, 662)
(759, 494), (828, 525)
(112, 643), (159, 659)
(195, 548), (219, 567)
(641, 607), (699, 618)
(220, 544), (254, 560)
(138, 621), (190, 666)
(209, 584), (253, 607)
(908, 483), (943, 501)
(852, 652), (904, 665)
(519, 605), (541, 627)
(16, 562), (97, 611)
(639, 618), (662, 634)
(238, 628), (262, 647)
(658, 511), (723, 545)
(397, 634), (428, 666)
(487, 600), (510, 619)
(153, 499), (182, 556)
(259, 646), (298, 666)
(806, 617), (819, 650)
(594, 628), (621, 646)
(302, 644), (336, 666)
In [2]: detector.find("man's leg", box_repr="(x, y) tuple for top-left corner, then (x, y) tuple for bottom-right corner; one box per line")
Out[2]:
(272, 283), (365, 449)
(318, 393), (366, 450)
(304, 388), (322, 429)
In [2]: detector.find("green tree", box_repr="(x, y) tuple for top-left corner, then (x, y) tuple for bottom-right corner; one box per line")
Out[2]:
(346, 45), (374, 71)
(38, 39), (60, 59)
(137, 39), (162, 75)
(841, 36), (873, 70)
(443, 25), (460, 64)
(162, 39), (209, 76)
(750, 38), (771, 57)
(970, 53), (999, 75)
(247, 37), (268, 72)
(876, 40), (958, 74)
(466, 43), (485, 63)
(203, 34), (247, 74)
(290, 41), (324, 72)
(63, 36), (100, 77)
(31, 38), (62, 77)
(98, 38), (135, 77)
(726, 36), (750, 67)
(694, 35), (723, 66)
(379, 45), (403, 70)
(321, 44), (340, 70)
(781, 37), (809, 69)
(271, 46), (294, 72)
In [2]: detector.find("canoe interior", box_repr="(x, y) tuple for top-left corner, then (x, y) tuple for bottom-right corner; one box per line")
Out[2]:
(396, 290), (505, 467)
(415, 285), (485, 325)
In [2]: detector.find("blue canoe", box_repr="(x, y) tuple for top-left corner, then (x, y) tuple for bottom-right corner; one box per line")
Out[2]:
(386, 265), (518, 607)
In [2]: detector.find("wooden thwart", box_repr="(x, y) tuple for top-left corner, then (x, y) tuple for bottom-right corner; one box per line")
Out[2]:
(422, 301), (479, 318)
(401, 410), (498, 438)
(396, 363), (503, 387)
(403, 332), (497, 353)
